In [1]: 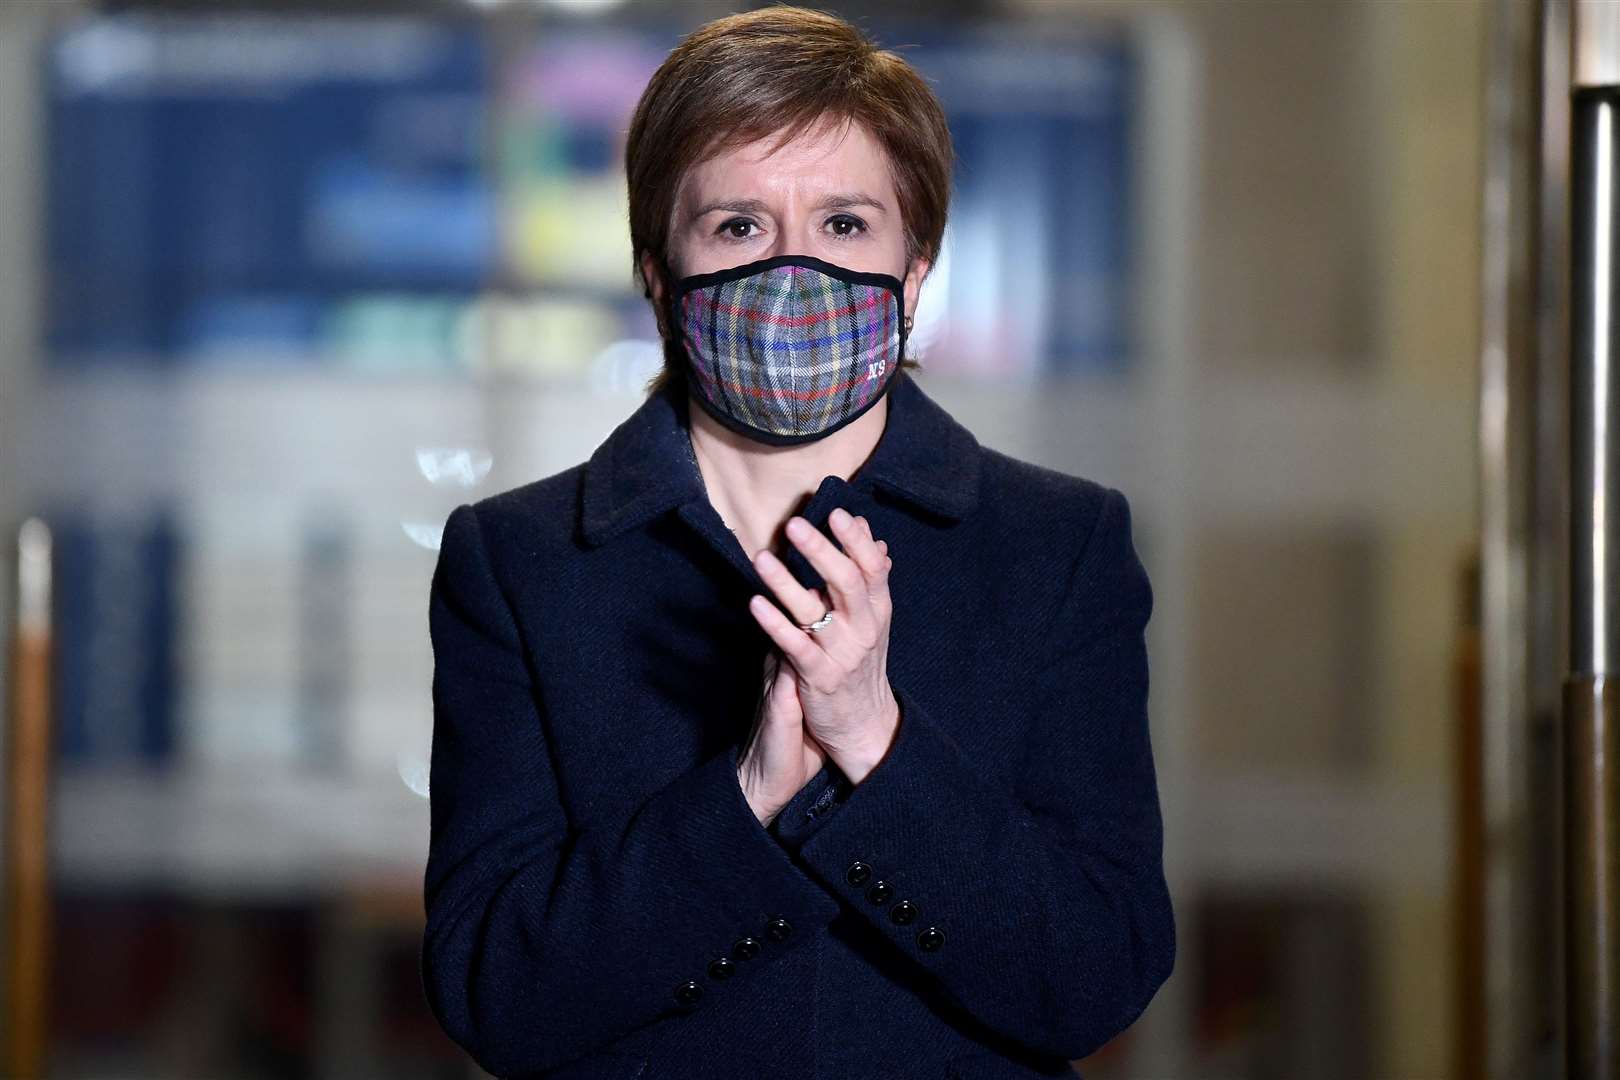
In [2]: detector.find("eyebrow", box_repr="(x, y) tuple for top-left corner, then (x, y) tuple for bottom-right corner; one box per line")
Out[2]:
(687, 191), (889, 220)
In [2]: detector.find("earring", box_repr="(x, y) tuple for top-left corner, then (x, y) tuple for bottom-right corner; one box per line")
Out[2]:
(903, 315), (914, 332)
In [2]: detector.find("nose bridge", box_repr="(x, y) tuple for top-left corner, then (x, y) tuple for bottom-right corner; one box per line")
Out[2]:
(763, 194), (813, 261)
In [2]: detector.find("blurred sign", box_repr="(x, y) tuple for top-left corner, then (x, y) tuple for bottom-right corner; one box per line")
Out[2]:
(44, 15), (1136, 377)
(45, 16), (492, 365)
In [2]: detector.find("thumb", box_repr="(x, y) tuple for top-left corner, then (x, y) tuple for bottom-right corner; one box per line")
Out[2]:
(763, 648), (801, 722)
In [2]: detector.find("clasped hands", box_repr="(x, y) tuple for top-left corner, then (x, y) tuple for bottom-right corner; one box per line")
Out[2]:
(737, 506), (901, 825)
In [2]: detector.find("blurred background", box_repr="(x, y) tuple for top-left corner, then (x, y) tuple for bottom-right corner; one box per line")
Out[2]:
(0, 0), (1559, 1077)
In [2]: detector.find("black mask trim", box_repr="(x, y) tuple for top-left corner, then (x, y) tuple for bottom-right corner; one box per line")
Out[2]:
(672, 253), (905, 305)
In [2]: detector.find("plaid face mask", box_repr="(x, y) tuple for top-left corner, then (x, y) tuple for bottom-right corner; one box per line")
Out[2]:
(669, 254), (908, 446)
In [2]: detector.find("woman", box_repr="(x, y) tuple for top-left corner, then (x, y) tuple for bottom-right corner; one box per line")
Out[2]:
(420, 7), (1174, 1080)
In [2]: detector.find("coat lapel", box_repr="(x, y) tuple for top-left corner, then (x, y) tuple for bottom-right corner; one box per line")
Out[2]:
(580, 370), (982, 593)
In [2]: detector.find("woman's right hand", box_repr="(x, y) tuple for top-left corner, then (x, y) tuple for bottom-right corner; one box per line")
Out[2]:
(738, 647), (828, 826)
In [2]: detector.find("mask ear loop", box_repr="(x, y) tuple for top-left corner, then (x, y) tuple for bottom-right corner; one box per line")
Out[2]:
(649, 255), (691, 388)
(650, 256), (674, 337)
(652, 255), (684, 349)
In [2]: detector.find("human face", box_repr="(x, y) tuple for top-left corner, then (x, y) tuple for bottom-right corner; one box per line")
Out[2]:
(643, 116), (930, 333)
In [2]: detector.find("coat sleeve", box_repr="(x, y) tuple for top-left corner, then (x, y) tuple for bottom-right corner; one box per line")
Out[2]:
(767, 760), (853, 850)
(420, 503), (841, 1079)
(790, 486), (1176, 1062)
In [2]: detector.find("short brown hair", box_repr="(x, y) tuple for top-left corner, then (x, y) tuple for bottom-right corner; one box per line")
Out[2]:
(624, 4), (954, 397)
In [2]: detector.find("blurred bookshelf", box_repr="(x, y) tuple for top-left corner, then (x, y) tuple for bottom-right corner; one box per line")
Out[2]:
(35, 361), (1466, 888)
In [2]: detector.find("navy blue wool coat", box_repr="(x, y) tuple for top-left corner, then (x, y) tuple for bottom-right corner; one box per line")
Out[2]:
(420, 369), (1175, 1080)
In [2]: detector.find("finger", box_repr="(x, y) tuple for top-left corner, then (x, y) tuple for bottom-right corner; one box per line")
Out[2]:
(829, 512), (892, 612)
(829, 508), (887, 581)
(752, 547), (831, 628)
(747, 593), (835, 682)
(785, 514), (870, 617)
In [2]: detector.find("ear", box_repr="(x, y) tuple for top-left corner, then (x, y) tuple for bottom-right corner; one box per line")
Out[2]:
(641, 250), (673, 335)
(902, 256), (931, 322)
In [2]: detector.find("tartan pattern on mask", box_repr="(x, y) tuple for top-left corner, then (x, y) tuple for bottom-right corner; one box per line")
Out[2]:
(677, 262), (901, 438)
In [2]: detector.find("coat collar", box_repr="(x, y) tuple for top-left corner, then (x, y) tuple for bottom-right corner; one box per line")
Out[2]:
(580, 369), (981, 548)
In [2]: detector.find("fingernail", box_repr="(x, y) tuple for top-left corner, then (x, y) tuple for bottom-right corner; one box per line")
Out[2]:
(830, 507), (850, 527)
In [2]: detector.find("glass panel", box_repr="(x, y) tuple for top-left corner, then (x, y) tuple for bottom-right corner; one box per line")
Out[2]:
(0, 1), (1482, 1077)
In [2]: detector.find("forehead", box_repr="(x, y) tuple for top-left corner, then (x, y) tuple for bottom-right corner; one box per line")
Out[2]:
(678, 117), (894, 208)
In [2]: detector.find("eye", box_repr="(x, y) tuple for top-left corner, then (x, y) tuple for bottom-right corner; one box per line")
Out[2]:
(716, 217), (757, 241)
(827, 214), (868, 239)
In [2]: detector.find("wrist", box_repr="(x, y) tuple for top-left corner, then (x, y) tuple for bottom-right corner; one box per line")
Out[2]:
(737, 766), (781, 826)
(841, 696), (901, 785)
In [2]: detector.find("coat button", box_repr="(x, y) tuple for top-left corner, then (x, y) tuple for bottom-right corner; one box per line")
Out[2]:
(917, 927), (945, 952)
(674, 980), (704, 1006)
(707, 957), (735, 980)
(890, 900), (918, 925)
(733, 936), (761, 960)
(846, 860), (873, 886)
(765, 916), (794, 942)
(866, 880), (893, 905)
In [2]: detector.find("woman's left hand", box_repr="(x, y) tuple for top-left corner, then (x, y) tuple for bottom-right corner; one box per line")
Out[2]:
(747, 507), (900, 785)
